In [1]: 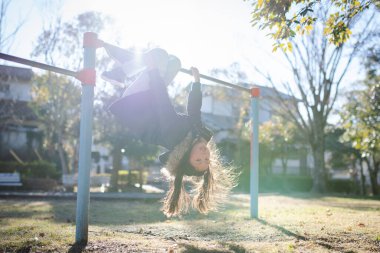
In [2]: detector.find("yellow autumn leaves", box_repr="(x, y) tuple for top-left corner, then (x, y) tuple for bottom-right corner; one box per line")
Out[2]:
(249, 0), (373, 52)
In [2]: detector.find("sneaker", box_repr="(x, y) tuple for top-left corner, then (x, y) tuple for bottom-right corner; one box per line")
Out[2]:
(104, 42), (134, 65)
(101, 67), (126, 86)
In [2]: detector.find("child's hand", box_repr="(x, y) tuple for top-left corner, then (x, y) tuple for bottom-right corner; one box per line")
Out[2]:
(191, 67), (200, 83)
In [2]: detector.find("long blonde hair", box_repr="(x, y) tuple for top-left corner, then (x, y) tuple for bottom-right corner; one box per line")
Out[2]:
(161, 138), (237, 217)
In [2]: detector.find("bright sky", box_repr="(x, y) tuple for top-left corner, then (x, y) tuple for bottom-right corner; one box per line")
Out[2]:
(4, 0), (368, 98)
(6, 0), (290, 87)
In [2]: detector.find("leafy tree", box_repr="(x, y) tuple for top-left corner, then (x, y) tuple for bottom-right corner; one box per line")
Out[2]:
(30, 12), (110, 174)
(246, 0), (378, 50)
(324, 127), (366, 193)
(255, 7), (376, 192)
(30, 73), (81, 174)
(340, 75), (380, 195)
(260, 116), (300, 175)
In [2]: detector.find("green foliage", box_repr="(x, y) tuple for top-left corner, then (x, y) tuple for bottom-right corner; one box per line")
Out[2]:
(22, 178), (58, 191)
(29, 73), (81, 174)
(260, 175), (313, 192)
(247, 0), (376, 50)
(327, 178), (355, 193)
(325, 127), (357, 170)
(30, 12), (111, 174)
(259, 116), (302, 171)
(0, 160), (60, 179)
(340, 47), (380, 194)
(234, 138), (312, 193)
(341, 82), (379, 160)
(234, 115), (305, 191)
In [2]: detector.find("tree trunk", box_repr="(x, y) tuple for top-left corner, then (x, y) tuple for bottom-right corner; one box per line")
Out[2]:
(311, 145), (326, 192)
(310, 114), (327, 193)
(57, 131), (68, 175)
(299, 147), (308, 176)
(367, 157), (379, 196)
(58, 145), (68, 175)
(127, 159), (136, 187)
(281, 144), (288, 175)
(109, 144), (122, 192)
(310, 128), (327, 193)
(281, 157), (288, 175)
(139, 169), (144, 191)
(369, 170), (379, 195)
(359, 159), (366, 195)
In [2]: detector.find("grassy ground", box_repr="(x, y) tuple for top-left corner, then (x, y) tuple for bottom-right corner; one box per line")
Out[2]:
(0, 193), (379, 253)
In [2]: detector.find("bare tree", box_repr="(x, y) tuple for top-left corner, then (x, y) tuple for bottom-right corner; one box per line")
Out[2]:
(31, 12), (110, 175)
(0, 0), (26, 53)
(0, 0), (29, 159)
(257, 8), (378, 192)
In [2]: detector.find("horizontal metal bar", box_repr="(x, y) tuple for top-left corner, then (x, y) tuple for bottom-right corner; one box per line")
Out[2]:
(179, 67), (251, 93)
(0, 53), (77, 77)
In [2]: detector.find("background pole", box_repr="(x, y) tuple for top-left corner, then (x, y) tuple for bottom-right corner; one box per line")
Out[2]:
(75, 32), (97, 244)
(250, 87), (260, 218)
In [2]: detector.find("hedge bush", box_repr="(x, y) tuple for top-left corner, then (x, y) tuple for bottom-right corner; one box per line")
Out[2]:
(0, 160), (60, 180)
(327, 179), (355, 194)
(237, 173), (313, 193)
(260, 175), (313, 192)
(23, 178), (59, 191)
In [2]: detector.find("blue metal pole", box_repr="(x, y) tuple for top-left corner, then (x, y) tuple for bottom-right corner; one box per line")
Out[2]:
(250, 87), (260, 218)
(75, 32), (97, 244)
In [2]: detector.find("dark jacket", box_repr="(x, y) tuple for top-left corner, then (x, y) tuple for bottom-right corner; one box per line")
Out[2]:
(108, 69), (212, 159)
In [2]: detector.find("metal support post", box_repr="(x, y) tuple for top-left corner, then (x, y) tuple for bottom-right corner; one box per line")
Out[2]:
(75, 32), (97, 244)
(250, 87), (260, 218)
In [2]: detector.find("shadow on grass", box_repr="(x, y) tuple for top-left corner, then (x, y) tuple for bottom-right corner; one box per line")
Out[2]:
(257, 218), (347, 252)
(68, 242), (86, 253)
(222, 242), (248, 253)
(180, 244), (228, 253)
(179, 242), (247, 253)
(257, 218), (307, 241)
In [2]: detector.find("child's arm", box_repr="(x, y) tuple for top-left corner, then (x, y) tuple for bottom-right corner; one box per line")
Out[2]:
(187, 67), (202, 125)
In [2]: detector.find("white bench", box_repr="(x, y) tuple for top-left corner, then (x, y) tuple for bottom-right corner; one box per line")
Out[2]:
(0, 172), (22, 187)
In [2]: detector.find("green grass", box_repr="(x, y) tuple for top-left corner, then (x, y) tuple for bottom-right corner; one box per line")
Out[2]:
(0, 193), (379, 252)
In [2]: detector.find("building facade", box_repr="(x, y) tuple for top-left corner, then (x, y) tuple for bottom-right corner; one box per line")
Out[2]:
(0, 65), (40, 161)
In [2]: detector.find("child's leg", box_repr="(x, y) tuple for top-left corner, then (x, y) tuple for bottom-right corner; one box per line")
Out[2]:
(102, 45), (165, 83)
(121, 49), (170, 96)
(102, 47), (175, 86)
(164, 55), (181, 85)
(103, 42), (134, 64)
(122, 48), (169, 78)
(122, 71), (150, 97)
(123, 69), (177, 124)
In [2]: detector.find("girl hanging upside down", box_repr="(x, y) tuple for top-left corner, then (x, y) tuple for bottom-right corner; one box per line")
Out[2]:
(101, 43), (236, 217)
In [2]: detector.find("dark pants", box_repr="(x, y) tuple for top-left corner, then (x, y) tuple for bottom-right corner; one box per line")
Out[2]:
(108, 69), (178, 146)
